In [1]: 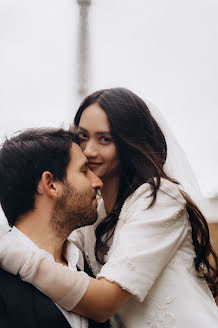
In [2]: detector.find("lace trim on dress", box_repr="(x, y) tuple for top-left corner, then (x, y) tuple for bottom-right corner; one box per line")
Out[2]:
(146, 296), (176, 328)
(164, 207), (188, 233)
(170, 249), (195, 274)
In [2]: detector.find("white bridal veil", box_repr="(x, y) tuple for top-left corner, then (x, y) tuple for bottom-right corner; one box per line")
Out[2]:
(145, 99), (202, 204)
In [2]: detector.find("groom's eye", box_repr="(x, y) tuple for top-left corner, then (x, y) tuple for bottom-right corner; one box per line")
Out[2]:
(78, 132), (88, 140)
(81, 166), (87, 174)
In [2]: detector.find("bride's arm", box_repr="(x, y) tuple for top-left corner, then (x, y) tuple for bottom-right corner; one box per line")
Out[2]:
(32, 257), (130, 322)
(74, 277), (130, 322)
(0, 231), (131, 322)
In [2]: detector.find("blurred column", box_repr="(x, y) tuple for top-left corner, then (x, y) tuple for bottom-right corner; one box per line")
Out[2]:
(77, 0), (91, 103)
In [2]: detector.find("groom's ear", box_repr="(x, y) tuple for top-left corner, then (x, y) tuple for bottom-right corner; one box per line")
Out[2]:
(38, 171), (58, 199)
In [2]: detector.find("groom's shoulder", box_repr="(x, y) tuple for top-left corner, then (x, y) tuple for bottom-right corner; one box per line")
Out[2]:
(0, 266), (29, 287)
(0, 266), (20, 286)
(0, 268), (71, 328)
(0, 266), (38, 304)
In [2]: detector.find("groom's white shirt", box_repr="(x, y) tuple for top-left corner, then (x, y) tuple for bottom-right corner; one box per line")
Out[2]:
(11, 226), (88, 328)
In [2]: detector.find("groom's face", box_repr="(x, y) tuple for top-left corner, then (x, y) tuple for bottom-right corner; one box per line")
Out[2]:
(65, 143), (103, 201)
(50, 143), (103, 237)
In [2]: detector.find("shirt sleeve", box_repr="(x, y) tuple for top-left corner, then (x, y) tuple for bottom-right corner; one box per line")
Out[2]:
(97, 180), (190, 302)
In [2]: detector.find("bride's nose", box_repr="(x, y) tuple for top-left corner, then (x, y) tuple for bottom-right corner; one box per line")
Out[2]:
(82, 140), (99, 158)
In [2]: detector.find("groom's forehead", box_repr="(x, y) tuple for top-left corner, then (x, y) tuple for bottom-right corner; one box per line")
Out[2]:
(69, 142), (88, 169)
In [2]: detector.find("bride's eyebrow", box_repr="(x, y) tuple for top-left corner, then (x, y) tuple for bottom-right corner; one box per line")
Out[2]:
(78, 126), (111, 136)
(95, 131), (111, 136)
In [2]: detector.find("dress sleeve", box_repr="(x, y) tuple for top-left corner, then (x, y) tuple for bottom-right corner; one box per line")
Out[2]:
(97, 180), (190, 302)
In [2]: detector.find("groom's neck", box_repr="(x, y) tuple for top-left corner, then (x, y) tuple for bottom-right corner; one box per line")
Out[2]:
(15, 211), (67, 266)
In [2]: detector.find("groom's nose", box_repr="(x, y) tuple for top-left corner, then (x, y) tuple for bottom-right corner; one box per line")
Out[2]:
(89, 169), (103, 190)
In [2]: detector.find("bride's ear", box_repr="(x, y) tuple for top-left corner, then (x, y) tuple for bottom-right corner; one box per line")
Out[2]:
(38, 171), (57, 199)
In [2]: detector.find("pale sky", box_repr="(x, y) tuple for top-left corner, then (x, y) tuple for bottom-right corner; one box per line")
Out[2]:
(0, 0), (218, 202)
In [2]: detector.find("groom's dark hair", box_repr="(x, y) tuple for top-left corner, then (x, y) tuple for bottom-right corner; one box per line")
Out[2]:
(0, 128), (79, 226)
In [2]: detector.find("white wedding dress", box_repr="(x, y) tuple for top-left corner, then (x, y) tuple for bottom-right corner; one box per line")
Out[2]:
(69, 179), (218, 328)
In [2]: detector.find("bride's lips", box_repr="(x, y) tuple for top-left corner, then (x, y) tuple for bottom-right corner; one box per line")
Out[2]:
(88, 162), (102, 169)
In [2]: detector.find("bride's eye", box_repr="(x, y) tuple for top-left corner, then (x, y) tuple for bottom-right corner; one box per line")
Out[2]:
(100, 136), (112, 144)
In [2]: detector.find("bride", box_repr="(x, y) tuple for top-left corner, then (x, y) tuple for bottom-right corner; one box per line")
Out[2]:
(0, 88), (217, 327)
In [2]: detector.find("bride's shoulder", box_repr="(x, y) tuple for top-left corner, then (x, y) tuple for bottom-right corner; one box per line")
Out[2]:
(125, 178), (186, 211)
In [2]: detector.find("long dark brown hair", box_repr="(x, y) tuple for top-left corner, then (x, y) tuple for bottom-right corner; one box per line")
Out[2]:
(74, 87), (218, 297)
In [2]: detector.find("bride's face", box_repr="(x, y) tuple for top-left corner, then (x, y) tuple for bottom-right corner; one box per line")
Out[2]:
(77, 103), (120, 181)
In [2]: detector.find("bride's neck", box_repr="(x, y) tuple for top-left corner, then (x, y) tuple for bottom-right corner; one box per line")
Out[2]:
(101, 175), (120, 214)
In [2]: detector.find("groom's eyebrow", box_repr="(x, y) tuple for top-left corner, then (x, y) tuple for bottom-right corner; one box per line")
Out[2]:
(78, 126), (87, 132)
(80, 160), (89, 170)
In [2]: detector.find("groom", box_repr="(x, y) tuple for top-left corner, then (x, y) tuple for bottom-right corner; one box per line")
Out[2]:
(0, 128), (104, 328)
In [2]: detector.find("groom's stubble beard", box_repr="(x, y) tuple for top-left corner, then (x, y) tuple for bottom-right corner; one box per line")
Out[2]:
(50, 182), (98, 239)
